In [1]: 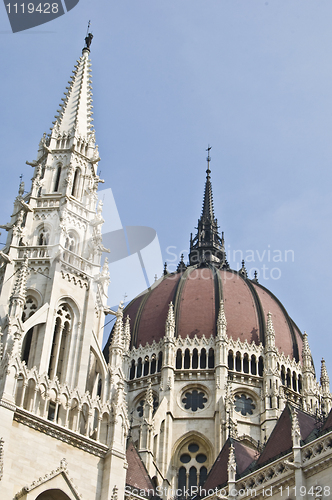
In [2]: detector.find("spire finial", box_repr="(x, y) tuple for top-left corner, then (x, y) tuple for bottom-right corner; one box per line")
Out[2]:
(206, 145), (212, 175)
(84, 22), (93, 52)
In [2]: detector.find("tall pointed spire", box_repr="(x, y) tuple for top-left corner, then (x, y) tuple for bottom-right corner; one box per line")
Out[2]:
(189, 147), (228, 267)
(201, 146), (215, 221)
(51, 36), (94, 140)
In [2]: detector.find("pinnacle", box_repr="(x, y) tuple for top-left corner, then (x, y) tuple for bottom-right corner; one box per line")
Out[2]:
(321, 358), (330, 386)
(217, 300), (227, 329)
(201, 165), (215, 222)
(165, 301), (175, 337)
(51, 47), (95, 141)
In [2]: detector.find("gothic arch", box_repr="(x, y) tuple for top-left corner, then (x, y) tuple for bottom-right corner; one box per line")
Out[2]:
(48, 302), (77, 384)
(85, 347), (106, 399)
(53, 163), (62, 192)
(64, 229), (79, 254)
(172, 431), (213, 465)
(35, 490), (72, 500)
(172, 431), (213, 492)
(71, 168), (81, 198)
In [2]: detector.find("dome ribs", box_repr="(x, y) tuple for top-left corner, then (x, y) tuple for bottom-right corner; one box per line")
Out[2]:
(177, 267), (216, 339)
(220, 269), (260, 346)
(132, 273), (182, 347)
(243, 277), (266, 346)
(108, 266), (302, 360)
(173, 266), (192, 338)
(252, 282), (302, 362)
(212, 263), (223, 334)
(131, 291), (152, 348)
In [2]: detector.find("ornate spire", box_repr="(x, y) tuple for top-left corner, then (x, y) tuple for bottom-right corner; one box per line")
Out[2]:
(189, 147), (228, 267)
(321, 358), (330, 394)
(110, 302), (124, 350)
(239, 259), (247, 278)
(227, 443), (237, 483)
(51, 34), (95, 141)
(302, 331), (314, 372)
(124, 315), (131, 351)
(201, 145), (214, 221)
(165, 302), (175, 338)
(266, 311), (275, 347)
(291, 408), (301, 448)
(217, 299), (227, 338)
(144, 379), (154, 408)
(176, 254), (187, 273)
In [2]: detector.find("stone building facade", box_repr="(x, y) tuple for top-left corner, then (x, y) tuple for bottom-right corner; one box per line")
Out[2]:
(1, 36), (332, 500)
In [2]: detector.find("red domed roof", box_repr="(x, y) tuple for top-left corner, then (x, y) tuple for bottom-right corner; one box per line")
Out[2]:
(126, 266), (303, 362)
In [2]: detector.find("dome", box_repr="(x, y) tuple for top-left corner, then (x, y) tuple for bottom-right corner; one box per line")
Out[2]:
(125, 265), (303, 361)
(106, 160), (303, 364)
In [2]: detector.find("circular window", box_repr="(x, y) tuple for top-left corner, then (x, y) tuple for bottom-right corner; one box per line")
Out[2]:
(196, 453), (207, 463)
(180, 454), (191, 464)
(234, 394), (256, 416)
(182, 390), (207, 412)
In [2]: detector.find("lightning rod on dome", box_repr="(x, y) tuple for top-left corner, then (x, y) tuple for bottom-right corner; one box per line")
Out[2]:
(206, 144), (212, 173)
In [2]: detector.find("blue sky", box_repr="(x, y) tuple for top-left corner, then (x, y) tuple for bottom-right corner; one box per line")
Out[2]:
(1, 0), (332, 379)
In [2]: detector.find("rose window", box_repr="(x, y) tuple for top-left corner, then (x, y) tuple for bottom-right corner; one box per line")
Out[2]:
(182, 390), (207, 412)
(234, 394), (255, 416)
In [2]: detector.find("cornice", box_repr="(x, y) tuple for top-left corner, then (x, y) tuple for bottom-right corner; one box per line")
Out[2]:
(14, 408), (108, 458)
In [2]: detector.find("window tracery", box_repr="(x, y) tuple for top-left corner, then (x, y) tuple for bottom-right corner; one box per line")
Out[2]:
(234, 394), (256, 416)
(177, 441), (209, 494)
(182, 390), (207, 412)
(48, 303), (73, 383)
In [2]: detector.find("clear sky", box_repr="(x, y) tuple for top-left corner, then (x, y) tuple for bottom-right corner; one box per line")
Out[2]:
(1, 1), (332, 379)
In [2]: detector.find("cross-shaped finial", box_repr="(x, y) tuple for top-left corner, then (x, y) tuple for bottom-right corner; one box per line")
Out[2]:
(123, 292), (128, 302)
(19, 174), (23, 182)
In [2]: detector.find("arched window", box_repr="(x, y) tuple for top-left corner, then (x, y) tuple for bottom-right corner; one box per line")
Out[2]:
(150, 354), (156, 374)
(176, 349), (182, 369)
(286, 369), (291, 388)
(189, 466), (197, 489)
(144, 356), (149, 376)
(251, 355), (257, 375)
(48, 303), (73, 383)
(38, 227), (50, 246)
(65, 232), (77, 253)
(200, 348), (207, 369)
(129, 360), (136, 380)
(71, 168), (81, 198)
(184, 349), (190, 369)
(243, 353), (249, 373)
(157, 352), (163, 372)
(281, 366), (286, 385)
(258, 356), (264, 377)
(22, 296), (38, 322)
(235, 352), (241, 372)
(54, 165), (62, 192)
(298, 374), (302, 394)
(192, 349), (198, 369)
(22, 328), (33, 365)
(208, 348), (214, 368)
(177, 440), (210, 495)
(292, 371), (297, 392)
(228, 350), (234, 370)
(136, 358), (142, 378)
